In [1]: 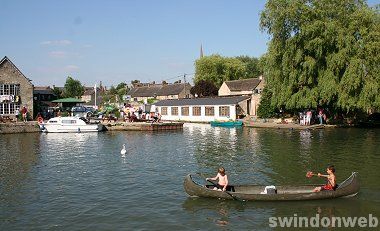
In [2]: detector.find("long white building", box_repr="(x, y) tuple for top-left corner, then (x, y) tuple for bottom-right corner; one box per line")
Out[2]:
(154, 96), (250, 122)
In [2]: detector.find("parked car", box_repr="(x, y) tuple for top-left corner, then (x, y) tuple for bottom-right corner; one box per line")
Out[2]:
(71, 106), (95, 118)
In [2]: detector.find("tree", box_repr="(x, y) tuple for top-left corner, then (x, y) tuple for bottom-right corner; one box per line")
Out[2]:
(190, 80), (218, 97)
(257, 87), (277, 118)
(63, 76), (84, 98)
(52, 86), (63, 99)
(260, 0), (380, 114)
(236, 56), (262, 78)
(194, 55), (246, 87)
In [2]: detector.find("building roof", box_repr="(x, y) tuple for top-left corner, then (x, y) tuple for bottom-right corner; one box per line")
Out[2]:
(157, 83), (190, 96)
(224, 78), (261, 91)
(127, 83), (191, 97)
(83, 87), (100, 96)
(0, 56), (33, 84)
(154, 96), (250, 107)
(34, 86), (56, 95)
(127, 85), (162, 97)
(51, 98), (85, 103)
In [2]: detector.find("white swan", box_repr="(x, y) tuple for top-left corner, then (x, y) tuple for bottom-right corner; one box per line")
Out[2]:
(120, 144), (126, 155)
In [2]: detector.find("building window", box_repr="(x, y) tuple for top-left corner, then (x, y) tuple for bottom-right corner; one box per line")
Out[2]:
(192, 106), (201, 116)
(0, 103), (18, 115)
(161, 107), (168, 115)
(205, 106), (214, 116)
(219, 106), (230, 117)
(181, 107), (189, 116)
(0, 84), (20, 95)
(171, 107), (178, 116)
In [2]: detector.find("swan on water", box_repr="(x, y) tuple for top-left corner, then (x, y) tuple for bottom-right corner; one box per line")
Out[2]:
(121, 144), (126, 155)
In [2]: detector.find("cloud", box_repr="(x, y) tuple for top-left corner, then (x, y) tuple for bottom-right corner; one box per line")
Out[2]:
(35, 65), (79, 73)
(49, 51), (68, 58)
(65, 65), (80, 71)
(40, 40), (72, 45)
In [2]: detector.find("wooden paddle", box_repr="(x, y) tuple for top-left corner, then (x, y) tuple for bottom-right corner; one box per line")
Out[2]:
(206, 179), (244, 202)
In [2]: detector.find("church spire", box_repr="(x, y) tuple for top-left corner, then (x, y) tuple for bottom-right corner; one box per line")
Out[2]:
(200, 44), (204, 58)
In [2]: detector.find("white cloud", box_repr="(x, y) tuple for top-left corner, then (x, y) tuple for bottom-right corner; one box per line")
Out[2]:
(65, 65), (80, 71)
(49, 51), (68, 58)
(40, 40), (72, 45)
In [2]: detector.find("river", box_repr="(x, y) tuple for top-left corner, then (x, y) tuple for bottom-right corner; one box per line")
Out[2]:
(1, 124), (379, 230)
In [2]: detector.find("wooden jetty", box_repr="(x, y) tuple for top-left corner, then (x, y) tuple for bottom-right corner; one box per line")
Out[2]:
(103, 122), (184, 131)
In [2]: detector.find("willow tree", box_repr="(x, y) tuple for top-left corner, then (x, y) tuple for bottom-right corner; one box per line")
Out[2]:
(260, 0), (380, 114)
(194, 55), (247, 87)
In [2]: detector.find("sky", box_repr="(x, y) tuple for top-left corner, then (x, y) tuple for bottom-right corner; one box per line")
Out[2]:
(1, 0), (378, 87)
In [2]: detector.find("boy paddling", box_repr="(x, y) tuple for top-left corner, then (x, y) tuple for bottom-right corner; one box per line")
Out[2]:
(311, 165), (337, 192)
(206, 167), (229, 191)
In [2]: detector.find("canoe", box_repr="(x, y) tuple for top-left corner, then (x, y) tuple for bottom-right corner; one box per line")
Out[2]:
(183, 172), (359, 201)
(210, 120), (243, 127)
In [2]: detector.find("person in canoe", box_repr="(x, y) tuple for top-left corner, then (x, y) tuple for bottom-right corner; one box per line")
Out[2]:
(312, 165), (337, 192)
(206, 167), (229, 191)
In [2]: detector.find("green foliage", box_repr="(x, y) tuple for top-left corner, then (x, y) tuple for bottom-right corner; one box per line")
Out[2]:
(257, 88), (277, 118)
(101, 83), (129, 105)
(260, 0), (380, 114)
(194, 55), (247, 87)
(236, 56), (262, 78)
(115, 82), (129, 102)
(190, 80), (218, 97)
(52, 87), (63, 99)
(63, 76), (85, 98)
(147, 98), (157, 104)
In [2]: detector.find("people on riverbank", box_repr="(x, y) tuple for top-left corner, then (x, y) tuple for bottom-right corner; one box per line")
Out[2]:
(318, 109), (325, 124)
(306, 109), (312, 125)
(206, 167), (229, 191)
(313, 165), (337, 192)
(21, 106), (28, 122)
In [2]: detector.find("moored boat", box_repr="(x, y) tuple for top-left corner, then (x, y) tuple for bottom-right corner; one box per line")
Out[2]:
(40, 116), (102, 133)
(183, 172), (359, 201)
(210, 120), (243, 127)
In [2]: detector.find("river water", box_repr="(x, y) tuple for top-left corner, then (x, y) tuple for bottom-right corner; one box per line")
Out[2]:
(1, 124), (379, 230)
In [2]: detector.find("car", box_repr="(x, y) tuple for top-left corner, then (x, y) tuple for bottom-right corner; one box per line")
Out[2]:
(71, 106), (95, 118)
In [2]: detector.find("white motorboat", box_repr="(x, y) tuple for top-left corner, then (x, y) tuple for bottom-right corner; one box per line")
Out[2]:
(40, 116), (101, 133)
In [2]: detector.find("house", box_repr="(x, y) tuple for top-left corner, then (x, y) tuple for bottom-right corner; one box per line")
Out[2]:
(127, 83), (192, 103)
(33, 86), (57, 116)
(34, 86), (57, 102)
(218, 76), (265, 116)
(0, 56), (34, 118)
(154, 96), (250, 122)
(81, 86), (101, 108)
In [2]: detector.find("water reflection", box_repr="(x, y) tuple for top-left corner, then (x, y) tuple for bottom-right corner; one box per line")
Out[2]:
(0, 133), (40, 193)
(1, 126), (379, 230)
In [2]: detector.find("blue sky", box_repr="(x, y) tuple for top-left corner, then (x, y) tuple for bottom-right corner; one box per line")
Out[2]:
(1, 0), (378, 87)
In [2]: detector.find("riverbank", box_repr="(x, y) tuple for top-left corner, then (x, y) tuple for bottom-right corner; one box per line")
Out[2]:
(243, 116), (338, 130)
(0, 121), (41, 134)
(0, 121), (184, 134)
(244, 121), (336, 130)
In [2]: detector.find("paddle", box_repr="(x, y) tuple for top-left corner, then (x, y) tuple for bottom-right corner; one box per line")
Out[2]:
(306, 171), (318, 178)
(206, 179), (244, 202)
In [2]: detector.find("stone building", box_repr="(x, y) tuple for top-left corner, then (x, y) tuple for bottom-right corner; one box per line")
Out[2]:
(0, 56), (34, 118)
(81, 86), (102, 107)
(218, 76), (265, 116)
